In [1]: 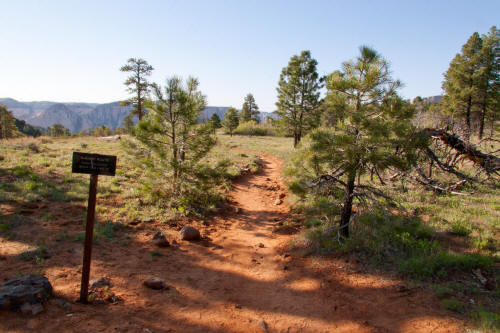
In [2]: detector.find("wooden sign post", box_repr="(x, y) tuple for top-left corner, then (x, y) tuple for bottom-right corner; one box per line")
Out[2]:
(72, 152), (117, 303)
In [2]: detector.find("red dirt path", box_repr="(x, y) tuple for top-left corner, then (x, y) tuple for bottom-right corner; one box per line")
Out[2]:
(0, 153), (467, 332)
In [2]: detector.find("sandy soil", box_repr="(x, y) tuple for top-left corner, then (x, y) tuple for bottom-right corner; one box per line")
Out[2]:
(0, 152), (467, 332)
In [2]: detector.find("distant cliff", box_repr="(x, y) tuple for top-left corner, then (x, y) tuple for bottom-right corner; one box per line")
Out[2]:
(0, 98), (276, 133)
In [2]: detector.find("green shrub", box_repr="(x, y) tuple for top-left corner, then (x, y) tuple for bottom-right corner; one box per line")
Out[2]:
(400, 253), (493, 279)
(95, 221), (116, 240)
(0, 222), (11, 232)
(471, 308), (500, 332)
(440, 298), (464, 312)
(231, 121), (277, 136)
(433, 285), (453, 298)
(450, 220), (471, 236)
(9, 165), (31, 177)
(26, 143), (40, 153)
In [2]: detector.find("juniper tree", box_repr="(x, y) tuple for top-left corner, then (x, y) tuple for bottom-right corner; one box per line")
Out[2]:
(125, 76), (226, 208)
(442, 33), (483, 140)
(223, 107), (239, 136)
(0, 105), (20, 139)
(120, 58), (154, 121)
(240, 94), (260, 123)
(275, 50), (323, 147)
(288, 47), (423, 238)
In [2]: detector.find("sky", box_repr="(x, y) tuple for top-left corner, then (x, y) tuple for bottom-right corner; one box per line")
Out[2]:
(0, 0), (498, 111)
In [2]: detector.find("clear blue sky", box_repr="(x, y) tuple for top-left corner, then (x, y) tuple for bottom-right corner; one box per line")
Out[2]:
(1, 0), (498, 111)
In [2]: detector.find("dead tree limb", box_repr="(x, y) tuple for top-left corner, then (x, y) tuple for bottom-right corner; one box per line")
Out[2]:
(424, 129), (500, 174)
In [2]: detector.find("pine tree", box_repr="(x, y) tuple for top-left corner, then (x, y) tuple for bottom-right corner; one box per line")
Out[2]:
(240, 94), (260, 123)
(223, 107), (239, 136)
(288, 47), (423, 238)
(48, 124), (70, 137)
(120, 58), (154, 121)
(442, 32), (483, 140)
(477, 26), (500, 139)
(0, 105), (21, 139)
(125, 76), (225, 207)
(275, 50), (323, 147)
(210, 113), (222, 129)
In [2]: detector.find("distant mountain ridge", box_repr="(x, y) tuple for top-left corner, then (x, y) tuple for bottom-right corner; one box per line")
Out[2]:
(422, 95), (443, 104)
(0, 98), (276, 133)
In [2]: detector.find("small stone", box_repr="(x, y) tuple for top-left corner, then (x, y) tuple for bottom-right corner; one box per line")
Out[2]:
(52, 298), (72, 311)
(258, 243), (265, 248)
(89, 277), (111, 289)
(179, 226), (201, 241)
(234, 207), (242, 214)
(279, 193), (286, 199)
(31, 303), (44, 315)
(152, 232), (170, 247)
(107, 295), (121, 304)
(282, 265), (289, 270)
(258, 320), (269, 332)
(143, 278), (167, 290)
(274, 199), (282, 206)
(282, 253), (290, 258)
(235, 304), (242, 309)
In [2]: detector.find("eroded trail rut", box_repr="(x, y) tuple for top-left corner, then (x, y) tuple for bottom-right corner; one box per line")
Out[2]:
(0, 153), (466, 333)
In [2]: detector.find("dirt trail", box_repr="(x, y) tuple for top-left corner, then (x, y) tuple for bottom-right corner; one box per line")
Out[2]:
(0, 153), (467, 332)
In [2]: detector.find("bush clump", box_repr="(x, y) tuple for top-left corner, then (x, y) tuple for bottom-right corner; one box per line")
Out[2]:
(231, 121), (277, 136)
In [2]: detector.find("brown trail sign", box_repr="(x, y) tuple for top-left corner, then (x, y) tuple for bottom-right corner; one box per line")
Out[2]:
(72, 152), (117, 303)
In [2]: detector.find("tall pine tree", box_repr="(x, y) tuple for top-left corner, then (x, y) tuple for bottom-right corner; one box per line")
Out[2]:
(288, 47), (422, 238)
(223, 107), (239, 136)
(477, 26), (500, 139)
(442, 33), (483, 140)
(125, 76), (225, 208)
(0, 105), (20, 139)
(275, 50), (323, 147)
(120, 58), (154, 121)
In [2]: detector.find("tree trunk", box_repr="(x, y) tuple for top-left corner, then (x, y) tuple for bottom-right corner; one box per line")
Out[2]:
(478, 88), (488, 140)
(137, 71), (143, 121)
(465, 94), (472, 141)
(293, 133), (299, 148)
(339, 172), (356, 238)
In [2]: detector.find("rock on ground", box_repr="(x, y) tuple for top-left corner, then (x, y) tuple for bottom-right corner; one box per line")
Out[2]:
(89, 277), (111, 289)
(152, 231), (170, 247)
(0, 275), (52, 311)
(143, 278), (167, 290)
(179, 226), (201, 241)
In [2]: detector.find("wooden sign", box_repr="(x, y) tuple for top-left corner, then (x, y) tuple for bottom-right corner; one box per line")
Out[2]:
(72, 151), (117, 303)
(72, 152), (116, 176)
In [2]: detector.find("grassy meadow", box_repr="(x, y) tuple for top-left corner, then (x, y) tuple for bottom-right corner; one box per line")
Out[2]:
(0, 135), (260, 223)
